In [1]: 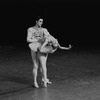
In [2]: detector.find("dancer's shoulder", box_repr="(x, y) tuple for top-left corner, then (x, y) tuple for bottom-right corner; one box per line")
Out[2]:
(27, 27), (35, 32)
(42, 28), (48, 31)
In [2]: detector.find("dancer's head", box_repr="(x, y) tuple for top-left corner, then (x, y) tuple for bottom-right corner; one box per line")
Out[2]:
(35, 16), (43, 27)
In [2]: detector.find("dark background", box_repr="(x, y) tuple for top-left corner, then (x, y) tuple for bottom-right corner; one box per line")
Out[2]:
(0, 0), (97, 49)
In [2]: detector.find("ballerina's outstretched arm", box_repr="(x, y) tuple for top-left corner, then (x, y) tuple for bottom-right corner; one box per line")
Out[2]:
(57, 42), (72, 50)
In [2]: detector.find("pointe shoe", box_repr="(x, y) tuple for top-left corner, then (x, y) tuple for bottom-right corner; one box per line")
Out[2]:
(33, 82), (39, 88)
(43, 81), (47, 88)
(47, 81), (52, 84)
(45, 79), (52, 84)
(42, 78), (52, 84)
(42, 79), (52, 87)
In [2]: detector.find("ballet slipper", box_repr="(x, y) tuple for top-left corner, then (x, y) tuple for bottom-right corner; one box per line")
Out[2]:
(33, 82), (39, 88)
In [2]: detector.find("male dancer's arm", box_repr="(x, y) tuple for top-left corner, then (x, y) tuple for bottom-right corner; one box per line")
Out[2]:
(27, 28), (37, 43)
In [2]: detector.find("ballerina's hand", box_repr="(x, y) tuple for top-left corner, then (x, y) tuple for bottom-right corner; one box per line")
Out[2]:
(68, 44), (72, 50)
(59, 44), (72, 50)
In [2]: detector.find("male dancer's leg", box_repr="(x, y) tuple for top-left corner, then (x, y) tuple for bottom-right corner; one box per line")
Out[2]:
(31, 50), (39, 88)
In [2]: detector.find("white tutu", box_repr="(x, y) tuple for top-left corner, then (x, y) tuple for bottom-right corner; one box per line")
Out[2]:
(39, 42), (58, 53)
(28, 42), (42, 52)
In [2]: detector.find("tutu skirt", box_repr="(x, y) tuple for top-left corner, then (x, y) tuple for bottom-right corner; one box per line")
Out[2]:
(29, 42), (42, 52)
(29, 41), (58, 53)
(39, 43), (58, 53)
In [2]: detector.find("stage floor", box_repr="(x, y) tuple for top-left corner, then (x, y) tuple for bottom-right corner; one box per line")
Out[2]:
(0, 46), (100, 100)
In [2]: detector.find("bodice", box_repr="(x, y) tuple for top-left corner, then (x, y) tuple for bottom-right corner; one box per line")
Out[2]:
(31, 27), (45, 43)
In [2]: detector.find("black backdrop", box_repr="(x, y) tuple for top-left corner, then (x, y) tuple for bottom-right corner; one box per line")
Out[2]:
(0, 0), (98, 49)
